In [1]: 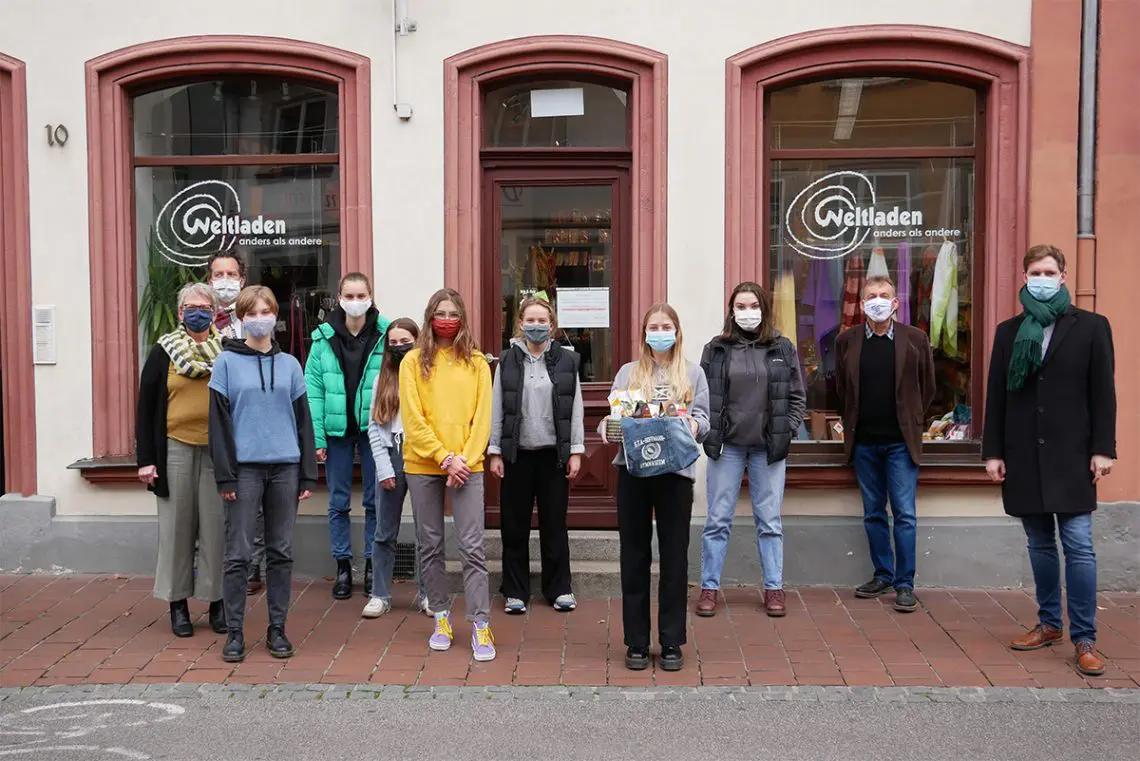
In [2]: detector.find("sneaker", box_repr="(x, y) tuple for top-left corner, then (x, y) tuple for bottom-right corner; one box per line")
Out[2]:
(504, 597), (528, 615)
(472, 622), (496, 662)
(429, 612), (454, 651)
(625, 646), (650, 671)
(414, 593), (435, 617)
(660, 645), (685, 671)
(362, 596), (391, 619)
(553, 594), (577, 612)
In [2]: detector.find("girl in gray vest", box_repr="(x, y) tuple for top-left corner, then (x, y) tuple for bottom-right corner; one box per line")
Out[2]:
(696, 281), (806, 619)
(487, 297), (585, 614)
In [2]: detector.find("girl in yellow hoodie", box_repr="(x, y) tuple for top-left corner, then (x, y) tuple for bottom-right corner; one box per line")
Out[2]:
(399, 288), (495, 660)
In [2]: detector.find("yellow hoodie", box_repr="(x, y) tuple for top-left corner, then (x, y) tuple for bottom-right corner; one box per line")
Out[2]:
(398, 346), (492, 475)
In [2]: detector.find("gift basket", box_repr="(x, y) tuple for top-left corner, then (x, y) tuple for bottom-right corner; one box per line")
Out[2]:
(605, 390), (699, 478)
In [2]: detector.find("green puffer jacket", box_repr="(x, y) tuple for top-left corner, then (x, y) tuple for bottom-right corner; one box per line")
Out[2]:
(304, 313), (390, 448)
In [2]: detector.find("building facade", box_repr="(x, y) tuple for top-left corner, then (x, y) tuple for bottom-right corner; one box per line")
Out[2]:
(1, 0), (1136, 588)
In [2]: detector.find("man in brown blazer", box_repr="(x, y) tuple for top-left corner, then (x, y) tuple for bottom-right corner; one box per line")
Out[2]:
(835, 275), (936, 612)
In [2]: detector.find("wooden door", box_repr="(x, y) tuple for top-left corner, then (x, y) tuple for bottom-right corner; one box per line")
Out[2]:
(481, 169), (629, 528)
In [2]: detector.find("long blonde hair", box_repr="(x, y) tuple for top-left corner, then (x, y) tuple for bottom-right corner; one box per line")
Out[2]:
(371, 318), (419, 425)
(629, 302), (692, 403)
(416, 288), (479, 379)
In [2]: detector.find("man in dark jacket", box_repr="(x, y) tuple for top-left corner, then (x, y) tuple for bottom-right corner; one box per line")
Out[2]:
(835, 275), (935, 613)
(983, 244), (1116, 677)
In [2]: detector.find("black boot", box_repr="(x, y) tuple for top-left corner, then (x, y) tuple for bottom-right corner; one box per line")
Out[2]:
(169, 600), (193, 638)
(266, 625), (294, 659)
(222, 630), (245, 663)
(332, 559), (353, 600)
(363, 559), (373, 593)
(660, 645), (685, 672)
(625, 646), (649, 671)
(208, 599), (227, 634)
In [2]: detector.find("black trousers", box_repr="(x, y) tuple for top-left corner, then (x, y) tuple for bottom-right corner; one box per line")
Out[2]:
(499, 448), (572, 603)
(616, 467), (694, 649)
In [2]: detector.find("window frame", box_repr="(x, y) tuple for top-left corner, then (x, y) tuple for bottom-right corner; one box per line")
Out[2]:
(724, 25), (1029, 481)
(763, 80), (987, 457)
(83, 36), (372, 459)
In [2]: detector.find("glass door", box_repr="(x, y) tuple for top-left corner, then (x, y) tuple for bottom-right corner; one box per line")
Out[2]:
(483, 171), (629, 527)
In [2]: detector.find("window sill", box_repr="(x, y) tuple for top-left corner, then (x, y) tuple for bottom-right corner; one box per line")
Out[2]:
(68, 456), (354, 486)
(781, 441), (991, 488)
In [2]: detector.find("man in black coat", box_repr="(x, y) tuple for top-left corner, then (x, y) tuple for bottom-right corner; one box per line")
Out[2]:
(983, 244), (1116, 677)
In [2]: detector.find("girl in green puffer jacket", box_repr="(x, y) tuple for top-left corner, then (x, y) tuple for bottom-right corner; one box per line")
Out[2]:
(304, 272), (391, 600)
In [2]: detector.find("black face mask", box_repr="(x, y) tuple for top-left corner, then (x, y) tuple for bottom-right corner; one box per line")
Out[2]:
(388, 343), (414, 363)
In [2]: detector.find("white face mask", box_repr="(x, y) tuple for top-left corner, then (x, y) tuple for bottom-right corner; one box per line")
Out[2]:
(340, 298), (372, 318)
(863, 297), (895, 324)
(212, 278), (241, 306)
(734, 308), (763, 331)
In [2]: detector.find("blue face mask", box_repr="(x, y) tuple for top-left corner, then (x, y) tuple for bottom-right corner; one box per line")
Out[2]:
(1026, 275), (1062, 302)
(645, 330), (677, 352)
(182, 307), (214, 333)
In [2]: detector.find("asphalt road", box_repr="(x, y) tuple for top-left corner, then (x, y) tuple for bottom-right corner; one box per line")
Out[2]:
(1, 690), (1138, 761)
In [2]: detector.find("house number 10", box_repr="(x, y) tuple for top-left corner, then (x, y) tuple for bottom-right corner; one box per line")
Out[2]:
(45, 124), (69, 147)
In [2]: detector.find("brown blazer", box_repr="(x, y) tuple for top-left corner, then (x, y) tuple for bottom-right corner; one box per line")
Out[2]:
(834, 322), (936, 465)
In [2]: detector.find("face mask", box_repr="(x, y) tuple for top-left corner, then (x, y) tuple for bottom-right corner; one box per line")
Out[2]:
(340, 298), (372, 318)
(242, 315), (277, 338)
(522, 324), (551, 345)
(734, 308), (763, 331)
(388, 343), (413, 363)
(432, 317), (461, 339)
(645, 330), (677, 352)
(1026, 275), (1062, 302)
(182, 307), (214, 333)
(212, 278), (241, 305)
(863, 297), (895, 324)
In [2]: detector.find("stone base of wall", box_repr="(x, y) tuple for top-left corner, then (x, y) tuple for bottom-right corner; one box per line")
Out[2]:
(1, 493), (1135, 591)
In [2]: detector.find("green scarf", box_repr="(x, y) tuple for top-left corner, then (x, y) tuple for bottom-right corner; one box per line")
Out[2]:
(1008, 284), (1071, 391)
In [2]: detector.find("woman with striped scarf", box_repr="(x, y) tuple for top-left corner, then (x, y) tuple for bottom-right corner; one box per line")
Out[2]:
(136, 282), (227, 638)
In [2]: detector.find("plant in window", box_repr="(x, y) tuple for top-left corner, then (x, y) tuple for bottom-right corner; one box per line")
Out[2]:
(137, 228), (204, 345)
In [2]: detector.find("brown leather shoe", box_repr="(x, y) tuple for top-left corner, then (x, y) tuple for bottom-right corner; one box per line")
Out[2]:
(764, 589), (787, 618)
(1075, 642), (1106, 676)
(695, 589), (718, 617)
(1009, 624), (1062, 651)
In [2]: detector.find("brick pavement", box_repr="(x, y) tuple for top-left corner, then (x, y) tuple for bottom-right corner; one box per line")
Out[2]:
(1, 574), (1136, 689)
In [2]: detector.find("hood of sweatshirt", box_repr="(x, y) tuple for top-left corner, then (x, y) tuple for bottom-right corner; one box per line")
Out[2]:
(221, 337), (284, 392)
(312, 307), (379, 343)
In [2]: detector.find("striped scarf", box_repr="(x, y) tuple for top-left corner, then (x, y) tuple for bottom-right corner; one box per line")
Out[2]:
(158, 325), (223, 378)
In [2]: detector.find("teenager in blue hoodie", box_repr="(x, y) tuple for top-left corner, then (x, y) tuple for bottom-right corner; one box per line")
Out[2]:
(209, 286), (318, 664)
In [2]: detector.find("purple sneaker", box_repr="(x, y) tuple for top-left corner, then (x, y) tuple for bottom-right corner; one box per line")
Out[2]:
(429, 612), (453, 651)
(472, 622), (496, 662)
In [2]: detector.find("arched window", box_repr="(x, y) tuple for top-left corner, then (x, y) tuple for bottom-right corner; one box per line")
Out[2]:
(725, 27), (1028, 482)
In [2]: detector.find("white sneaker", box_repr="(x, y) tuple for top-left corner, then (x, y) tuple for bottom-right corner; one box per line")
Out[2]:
(414, 593), (434, 617)
(362, 596), (391, 618)
(553, 594), (577, 612)
(504, 598), (527, 615)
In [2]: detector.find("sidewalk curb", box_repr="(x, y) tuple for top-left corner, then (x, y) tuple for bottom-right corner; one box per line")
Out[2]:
(2, 684), (1138, 704)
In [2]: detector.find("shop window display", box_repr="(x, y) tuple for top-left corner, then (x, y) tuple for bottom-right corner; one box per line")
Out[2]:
(131, 76), (340, 363)
(766, 78), (979, 444)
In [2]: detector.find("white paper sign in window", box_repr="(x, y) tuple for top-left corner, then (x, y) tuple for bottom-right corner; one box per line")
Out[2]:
(530, 88), (585, 119)
(557, 287), (610, 328)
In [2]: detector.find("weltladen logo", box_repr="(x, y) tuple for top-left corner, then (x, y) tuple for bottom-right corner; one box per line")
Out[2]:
(784, 170), (923, 260)
(154, 180), (286, 267)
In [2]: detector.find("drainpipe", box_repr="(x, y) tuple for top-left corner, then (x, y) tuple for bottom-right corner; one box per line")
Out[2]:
(1075, 0), (1099, 311)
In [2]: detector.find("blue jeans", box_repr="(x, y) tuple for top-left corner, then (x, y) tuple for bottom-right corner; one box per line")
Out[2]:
(701, 444), (786, 590)
(852, 442), (918, 590)
(370, 445), (426, 602)
(325, 432), (376, 561)
(1021, 512), (1097, 645)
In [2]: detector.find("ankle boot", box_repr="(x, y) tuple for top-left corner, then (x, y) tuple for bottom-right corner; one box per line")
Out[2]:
(363, 559), (373, 592)
(208, 599), (227, 634)
(222, 630), (245, 663)
(266, 625), (294, 659)
(169, 600), (193, 638)
(332, 558), (353, 600)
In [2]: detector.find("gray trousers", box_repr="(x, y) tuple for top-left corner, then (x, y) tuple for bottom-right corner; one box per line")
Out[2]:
(222, 463), (300, 632)
(407, 473), (489, 623)
(153, 439), (224, 602)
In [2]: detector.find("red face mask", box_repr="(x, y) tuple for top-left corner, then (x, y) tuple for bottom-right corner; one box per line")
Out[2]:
(432, 317), (461, 339)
